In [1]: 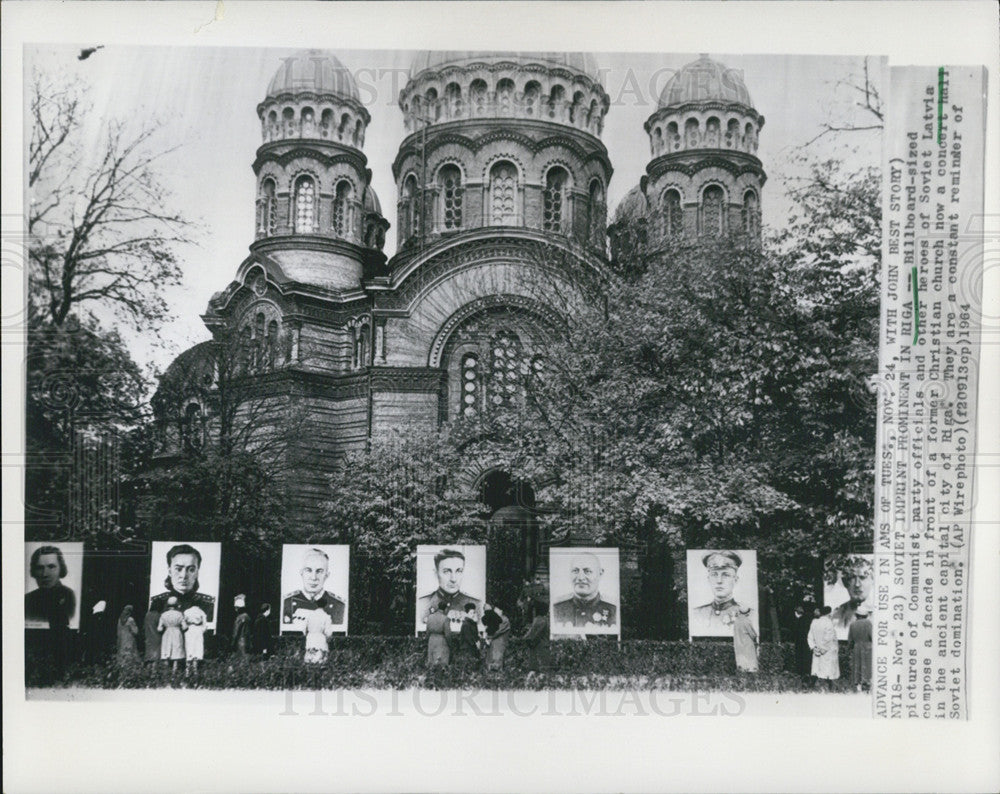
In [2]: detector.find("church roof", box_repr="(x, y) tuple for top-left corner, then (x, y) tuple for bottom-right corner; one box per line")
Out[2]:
(611, 184), (649, 226)
(657, 54), (754, 109)
(266, 49), (359, 101)
(410, 50), (603, 84)
(362, 184), (382, 216)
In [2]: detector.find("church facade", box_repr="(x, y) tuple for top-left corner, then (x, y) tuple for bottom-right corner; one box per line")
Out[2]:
(154, 50), (765, 586)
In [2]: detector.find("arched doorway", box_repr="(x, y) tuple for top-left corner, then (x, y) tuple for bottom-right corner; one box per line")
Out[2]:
(481, 470), (538, 617)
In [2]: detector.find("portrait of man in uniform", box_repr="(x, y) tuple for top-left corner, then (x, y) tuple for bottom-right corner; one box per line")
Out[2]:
(24, 542), (83, 630)
(687, 550), (759, 638)
(415, 545), (485, 634)
(549, 548), (620, 635)
(824, 554), (874, 640)
(148, 542), (220, 628)
(280, 545), (349, 634)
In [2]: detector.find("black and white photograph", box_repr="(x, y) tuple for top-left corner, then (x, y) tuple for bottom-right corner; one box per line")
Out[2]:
(415, 544), (486, 634)
(686, 550), (758, 638)
(147, 541), (220, 630)
(279, 544), (349, 634)
(549, 547), (620, 635)
(824, 553), (875, 641)
(24, 541), (83, 631)
(5, 2), (999, 790)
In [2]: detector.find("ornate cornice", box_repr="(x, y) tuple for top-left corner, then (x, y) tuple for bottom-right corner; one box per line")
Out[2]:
(646, 152), (767, 184)
(391, 121), (612, 181)
(257, 92), (371, 124)
(370, 366), (443, 393)
(253, 143), (368, 175)
(645, 102), (765, 129)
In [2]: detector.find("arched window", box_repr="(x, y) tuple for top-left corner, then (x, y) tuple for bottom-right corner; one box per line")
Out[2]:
(496, 79), (515, 116)
(282, 107), (295, 136)
(302, 107), (315, 137)
(587, 179), (606, 248)
(437, 165), (463, 230)
(667, 121), (680, 151)
(353, 120), (363, 147)
(353, 324), (369, 369)
(402, 174), (420, 240)
(333, 180), (353, 237)
(470, 79), (488, 115)
(489, 331), (525, 407)
(425, 88), (440, 122)
(725, 119), (741, 148)
(445, 83), (462, 118)
(254, 312), (265, 370)
(548, 85), (565, 120)
(258, 178), (277, 236)
(239, 325), (252, 372)
(744, 123), (756, 151)
(587, 100), (598, 131)
(266, 320), (279, 368)
(320, 109), (333, 138)
(542, 167), (569, 232)
(293, 175), (317, 233)
(742, 190), (760, 237)
(705, 117), (721, 148)
(652, 127), (663, 156)
(700, 185), (726, 236)
(685, 118), (699, 148)
(182, 402), (204, 452)
(460, 352), (480, 418)
(662, 189), (683, 239)
(489, 161), (518, 226)
(524, 81), (541, 117)
(570, 91), (585, 125)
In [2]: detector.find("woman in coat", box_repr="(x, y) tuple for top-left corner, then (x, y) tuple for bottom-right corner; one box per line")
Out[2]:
(425, 601), (451, 668)
(522, 601), (551, 673)
(157, 596), (186, 673)
(303, 607), (334, 664)
(115, 605), (140, 665)
(481, 605), (511, 671)
(807, 605), (840, 689)
(182, 604), (207, 676)
(848, 606), (873, 691)
(143, 608), (161, 665)
(733, 606), (759, 672)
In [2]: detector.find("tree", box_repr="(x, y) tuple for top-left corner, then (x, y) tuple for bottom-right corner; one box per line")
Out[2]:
(323, 427), (488, 632)
(28, 68), (191, 329)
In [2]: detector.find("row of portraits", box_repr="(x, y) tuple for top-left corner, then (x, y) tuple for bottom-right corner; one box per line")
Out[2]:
(25, 541), (875, 640)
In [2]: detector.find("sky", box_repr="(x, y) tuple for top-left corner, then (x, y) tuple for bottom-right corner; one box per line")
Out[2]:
(26, 46), (881, 374)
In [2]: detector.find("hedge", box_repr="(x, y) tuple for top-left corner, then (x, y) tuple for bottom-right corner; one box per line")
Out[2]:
(27, 636), (857, 693)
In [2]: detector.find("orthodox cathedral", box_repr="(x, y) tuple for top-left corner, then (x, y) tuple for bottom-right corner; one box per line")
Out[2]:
(155, 50), (765, 584)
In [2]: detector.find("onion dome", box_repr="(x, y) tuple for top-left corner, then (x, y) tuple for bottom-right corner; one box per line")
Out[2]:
(410, 50), (603, 85)
(266, 49), (359, 102)
(657, 54), (754, 109)
(611, 184), (649, 226)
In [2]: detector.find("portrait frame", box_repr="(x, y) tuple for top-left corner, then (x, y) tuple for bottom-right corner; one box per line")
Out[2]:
(548, 547), (621, 637)
(279, 543), (350, 634)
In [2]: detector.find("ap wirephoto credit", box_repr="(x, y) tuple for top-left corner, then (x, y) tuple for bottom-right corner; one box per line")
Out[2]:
(6, 2), (998, 790)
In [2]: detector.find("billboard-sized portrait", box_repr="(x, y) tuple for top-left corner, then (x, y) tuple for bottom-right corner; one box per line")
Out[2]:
(687, 550), (759, 638)
(148, 541), (221, 630)
(25, 541), (84, 630)
(549, 548), (621, 636)
(415, 545), (486, 635)
(824, 554), (874, 640)
(280, 544), (350, 634)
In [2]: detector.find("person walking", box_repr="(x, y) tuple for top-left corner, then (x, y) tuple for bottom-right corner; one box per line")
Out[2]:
(481, 604), (511, 672)
(183, 603), (207, 676)
(231, 595), (251, 657)
(733, 605), (759, 672)
(425, 601), (451, 668)
(143, 607), (161, 666)
(252, 603), (273, 657)
(454, 603), (481, 668)
(115, 605), (140, 665)
(793, 603), (814, 681)
(522, 601), (551, 674)
(848, 606), (873, 692)
(808, 605), (840, 690)
(157, 596), (186, 674)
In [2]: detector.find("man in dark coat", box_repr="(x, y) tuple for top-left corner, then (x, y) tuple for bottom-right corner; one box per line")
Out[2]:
(793, 603), (814, 680)
(232, 594), (251, 656)
(523, 600), (551, 673)
(252, 603), (273, 657)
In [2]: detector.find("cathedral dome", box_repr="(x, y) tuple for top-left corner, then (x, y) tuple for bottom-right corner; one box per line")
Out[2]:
(611, 185), (649, 226)
(266, 49), (359, 101)
(657, 54), (753, 109)
(410, 50), (603, 85)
